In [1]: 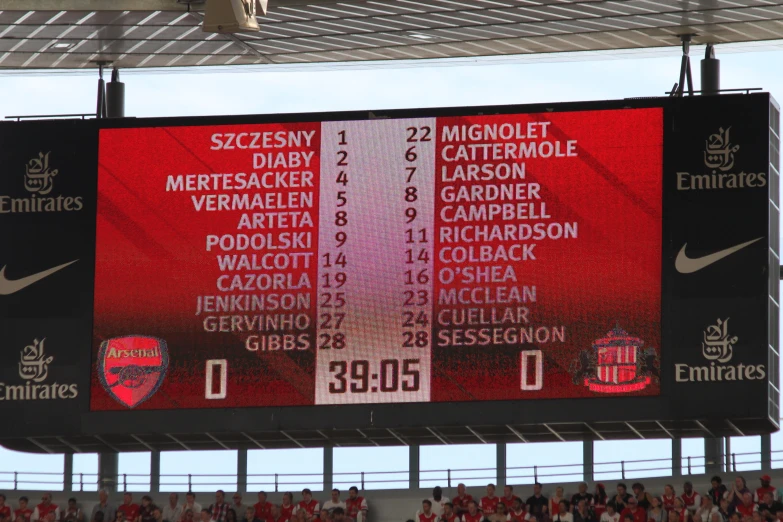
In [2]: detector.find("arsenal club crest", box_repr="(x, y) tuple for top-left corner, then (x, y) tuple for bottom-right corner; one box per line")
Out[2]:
(98, 335), (169, 408)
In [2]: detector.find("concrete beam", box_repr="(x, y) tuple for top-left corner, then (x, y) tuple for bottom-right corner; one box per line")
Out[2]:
(497, 443), (506, 487)
(150, 451), (161, 493)
(98, 452), (119, 493)
(323, 446), (333, 492)
(583, 441), (594, 482)
(409, 445), (420, 489)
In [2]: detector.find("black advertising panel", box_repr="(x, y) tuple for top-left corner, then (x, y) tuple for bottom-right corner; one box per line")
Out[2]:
(664, 96), (780, 426)
(0, 94), (777, 449)
(0, 120), (97, 435)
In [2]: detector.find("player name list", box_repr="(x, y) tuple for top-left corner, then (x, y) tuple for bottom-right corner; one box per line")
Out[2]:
(176, 115), (579, 405)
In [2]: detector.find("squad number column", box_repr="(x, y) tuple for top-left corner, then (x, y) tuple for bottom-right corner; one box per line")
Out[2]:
(315, 118), (436, 405)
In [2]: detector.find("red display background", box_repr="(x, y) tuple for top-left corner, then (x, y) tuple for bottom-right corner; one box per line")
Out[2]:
(92, 123), (321, 410)
(432, 109), (663, 401)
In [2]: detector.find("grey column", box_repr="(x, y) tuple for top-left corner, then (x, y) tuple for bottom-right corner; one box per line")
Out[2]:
(409, 445), (420, 489)
(324, 445), (334, 492)
(672, 438), (682, 477)
(99, 452), (119, 492)
(583, 441), (594, 482)
(64, 453), (74, 492)
(238, 449), (248, 494)
(497, 442), (506, 487)
(705, 437), (725, 475)
(762, 434), (772, 470)
(150, 451), (161, 493)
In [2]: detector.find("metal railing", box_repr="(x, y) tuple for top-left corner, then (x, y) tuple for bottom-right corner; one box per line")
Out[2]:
(1, 449), (781, 492)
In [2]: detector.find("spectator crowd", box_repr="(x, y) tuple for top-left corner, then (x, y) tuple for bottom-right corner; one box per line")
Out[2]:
(0, 474), (780, 522)
(411, 475), (782, 522)
(0, 487), (368, 522)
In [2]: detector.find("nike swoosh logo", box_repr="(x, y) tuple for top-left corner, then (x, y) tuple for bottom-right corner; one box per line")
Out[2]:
(675, 238), (763, 274)
(0, 260), (79, 295)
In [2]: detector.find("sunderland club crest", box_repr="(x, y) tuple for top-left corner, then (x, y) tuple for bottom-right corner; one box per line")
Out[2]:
(570, 324), (659, 393)
(98, 335), (169, 408)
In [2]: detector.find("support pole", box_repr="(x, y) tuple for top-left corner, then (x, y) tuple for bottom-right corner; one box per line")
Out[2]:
(150, 451), (161, 493)
(96, 64), (107, 119)
(671, 35), (694, 97)
(583, 440), (594, 483)
(701, 44), (720, 95)
(98, 452), (119, 493)
(496, 442), (506, 487)
(409, 445), (420, 489)
(64, 453), (74, 492)
(106, 68), (126, 118)
(323, 445), (333, 493)
(705, 437), (725, 475)
(238, 449), (248, 494)
(672, 438), (682, 477)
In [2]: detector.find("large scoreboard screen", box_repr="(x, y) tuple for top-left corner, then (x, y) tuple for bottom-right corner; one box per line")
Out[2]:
(92, 109), (662, 410)
(0, 93), (778, 445)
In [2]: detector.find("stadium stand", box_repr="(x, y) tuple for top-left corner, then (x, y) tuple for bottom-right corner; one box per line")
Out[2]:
(3, 473), (783, 522)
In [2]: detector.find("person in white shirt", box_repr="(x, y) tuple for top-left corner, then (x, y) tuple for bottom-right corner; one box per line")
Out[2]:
(428, 488), (450, 517)
(322, 491), (346, 514)
(600, 504), (620, 522)
(181, 495), (202, 522)
(695, 497), (718, 522)
(552, 502), (573, 522)
(162, 495), (182, 522)
(230, 495), (247, 519)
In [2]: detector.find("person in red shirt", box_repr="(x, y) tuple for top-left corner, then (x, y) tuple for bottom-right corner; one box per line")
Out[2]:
(462, 502), (482, 522)
(440, 503), (459, 522)
(32, 494), (59, 522)
(736, 494), (757, 519)
(681, 483), (701, 516)
(417, 501), (437, 522)
(671, 499), (690, 522)
(620, 498), (646, 522)
(481, 485), (500, 516)
(453, 485), (474, 517)
(296, 491), (319, 522)
(15, 497), (33, 522)
(502, 488), (521, 512)
(345, 488), (367, 522)
(662, 488), (677, 513)
(551, 488), (566, 518)
(254, 494), (273, 522)
(280, 496), (295, 522)
(508, 499), (526, 522)
(756, 476), (777, 504)
(594, 484), (608, 520)
(0, 495), (13, 522)
(267, 505), (287, 522)
(117, 494), (139, 522)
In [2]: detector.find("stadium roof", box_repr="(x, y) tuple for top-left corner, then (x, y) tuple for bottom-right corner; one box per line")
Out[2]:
(1, 0), (783, 69)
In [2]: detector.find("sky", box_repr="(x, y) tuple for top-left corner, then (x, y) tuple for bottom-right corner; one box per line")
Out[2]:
(1, 41), (783, 495)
